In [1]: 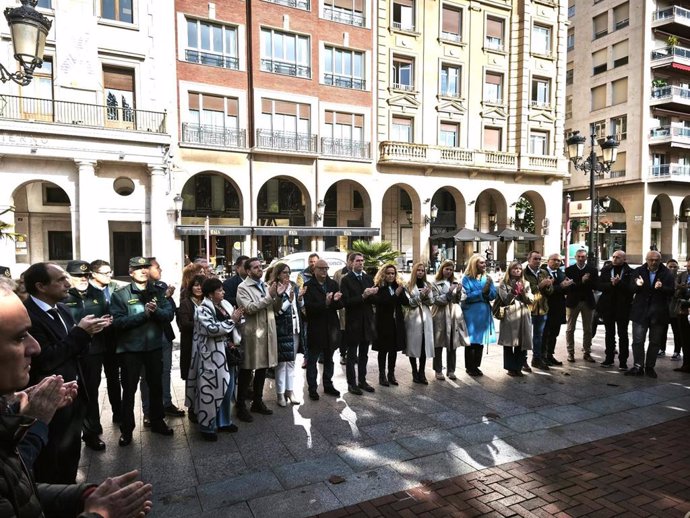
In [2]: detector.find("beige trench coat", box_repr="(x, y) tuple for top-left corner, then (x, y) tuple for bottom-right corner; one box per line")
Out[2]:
(236, 277), (281, 370)
(431, 280), (468, 350)
(404, 284), (436, 358)
(497, 282), (534, 351)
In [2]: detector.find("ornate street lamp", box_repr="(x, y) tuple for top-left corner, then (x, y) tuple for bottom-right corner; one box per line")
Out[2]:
(313, 199), (326, 222)
(566, 131), (619, 266)
(424, 204), (438, 225)
(173, 193), (184, 223)
(2, 0), (52, 86)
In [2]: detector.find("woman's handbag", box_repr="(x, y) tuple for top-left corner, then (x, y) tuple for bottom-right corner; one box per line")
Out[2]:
(225, 342), (244, 367)
(491, 298), (506, 320)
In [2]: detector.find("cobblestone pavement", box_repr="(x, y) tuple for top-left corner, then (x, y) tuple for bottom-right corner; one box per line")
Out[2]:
(77, 325), (690, 517)
(315, 415), (690, 518)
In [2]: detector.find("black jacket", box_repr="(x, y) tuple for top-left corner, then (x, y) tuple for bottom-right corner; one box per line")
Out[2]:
(629, 264), (675, 325)
(62, 284), (111, 355)
(303, 277), (343, 352)
(564, 263), (599, 309)
(340, 271), (376, 346)
(371, 282), (406, 353)
(596, 263), (633, 319)
(541, 266), (567, 324)
(222, 275), (243, 307)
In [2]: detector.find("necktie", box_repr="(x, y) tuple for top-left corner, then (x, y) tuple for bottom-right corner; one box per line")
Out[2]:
(258, 282), (266, 296)
(356, 274), (362, 282)
(104, 286), (111, 304)
(47, 308), (67, 334)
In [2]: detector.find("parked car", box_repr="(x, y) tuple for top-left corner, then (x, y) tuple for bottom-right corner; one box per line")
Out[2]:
(267, 251), (347, 282)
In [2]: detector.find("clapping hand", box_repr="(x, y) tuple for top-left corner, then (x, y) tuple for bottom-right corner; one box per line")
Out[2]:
(83, 470), (153, 518)
(333, 291), (343, 301)
(16, 376), (78, 424)
(636, 275), (644, 287)
(363, 287), (379, 298)
(611, 274), (621, 286)
(654, 280), (663, 290)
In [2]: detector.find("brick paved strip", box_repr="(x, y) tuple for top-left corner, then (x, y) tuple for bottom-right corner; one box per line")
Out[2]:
(312, 416), (690, 518)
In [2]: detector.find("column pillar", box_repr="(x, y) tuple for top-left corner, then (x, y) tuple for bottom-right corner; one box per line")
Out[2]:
(75, 160), (100, 260)
(148, 164), (169, 258)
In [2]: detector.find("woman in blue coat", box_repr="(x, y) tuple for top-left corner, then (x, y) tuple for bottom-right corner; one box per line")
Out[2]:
(461, 254), (496, 376)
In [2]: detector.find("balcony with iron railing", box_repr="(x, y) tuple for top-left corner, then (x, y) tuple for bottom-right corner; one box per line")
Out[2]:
(322, 6), (365, 27)
(262, 0), (310, 10)
(392, 21), (415, 32)
(0, 94), (166, 134)
(320, 138), (370, 159)
(650, 84), (690, 110)
(530, 99), (552, 110)
(649, 163), (690, 180)
(324, 74), (366, 90)
(652, 5), (690, 38)
(441, 31), (462, 43)
(260, 59), (310, 78)
(391, 82), (414, 92)
(181, 123), (246, 149)
(484, 37), (505, 52)
(649, 125), (690, 146)
(185, 49), (239, 70)
(255, 129), (317, 154)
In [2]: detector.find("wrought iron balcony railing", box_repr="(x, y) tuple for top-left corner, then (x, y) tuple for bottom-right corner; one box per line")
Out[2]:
(263, 0), (310, 10)
(181, 123), (246, 148)
(324, 73), (365, 90)
(185, 49), (239, 70)
(0, 94), (166, 133)
(260, 59), (311, 78)
(321, 137), (370, 159)
(323, 6), (365, 27)
(256, 129), (317, 153)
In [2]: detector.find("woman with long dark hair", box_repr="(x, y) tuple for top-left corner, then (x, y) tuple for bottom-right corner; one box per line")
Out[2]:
(371, 264), (406, 386)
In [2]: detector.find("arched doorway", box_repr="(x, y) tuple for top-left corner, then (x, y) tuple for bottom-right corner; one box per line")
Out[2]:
(598, 196), (626, 261)
(514, 191), (547, 259)
(476, 189), (507, 266)
(381, 184), (420, 270)
(429, 187), (465, 268)
(256, 176), (311, 262)
(651, 194), (673, 259)
(322, 180), (372, 251)
(179, 171), (242, 267)
(11, 181), (73, 266)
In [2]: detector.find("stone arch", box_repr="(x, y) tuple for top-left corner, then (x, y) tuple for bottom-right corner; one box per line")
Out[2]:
(180, 170), (243, 220)
(652, 194), (674, 260)
(381, 183), (422, 268)
(321, 179), (372, 251)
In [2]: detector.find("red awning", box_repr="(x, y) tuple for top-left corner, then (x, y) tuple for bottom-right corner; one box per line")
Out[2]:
(672, 62), (690, 72)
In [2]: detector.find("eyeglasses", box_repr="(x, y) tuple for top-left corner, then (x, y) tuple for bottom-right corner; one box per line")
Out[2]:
(95, 271), (113, 276)
(72, 274), (89, 278)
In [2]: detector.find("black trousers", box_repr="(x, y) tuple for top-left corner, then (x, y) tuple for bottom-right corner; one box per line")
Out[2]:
(102, 347), (122, 419)
(678, 315), (690, 367)
(603, 316), (630, 364)
(542, 314), (562, 358)
(377, 351), (397, 375)
(33, 393), (86, 484)
(82, 353), (104, 437)
(119, 349), (164, 434)
(409, 349), (427, 377)
(346, 340), (370, 386)
(433, 347), (457, 374)
(238, 368), (267, 405)
(663, 316), (682, 354)
(464, 343), (484, 370)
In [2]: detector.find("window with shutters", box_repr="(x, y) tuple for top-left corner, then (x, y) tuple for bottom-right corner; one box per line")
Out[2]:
(183, 93), (243, 148)
(613, 2), (629, 30)
(531, 77), (551, 109)
(100, 0), (133, 23)
(323, 46), (365, 90)
(103, 66), (135, 128)
(529, 131), (549, 155)
(392, 0), (415, 32)
(322, 111), (369, 158)
(48, 231), (73, 261)
(567, 28), (574, 50)
(392, 55), (414, 91)
(257, 99), (315, 151)
(592, 48), (607, 75)
(591, 119), (606, 139)
(483, 71), (503, 104)
(323, 0), (365, 27)
(392, 115), (413, 142)
(593, 12), (608, 39)
(612, 40), (628, 67)
(260, 29), (311, 78)
(441, 5), (462, 43)
(566, 68), (573, 85)
(532, 25), (552, 57)
(186, 19), (238, 70)
(440, 63), (461, 98)
(565, 96), (573, 119)
(591, 84), (606, 110)
(610, 115), (627, 140)
(568, 2), (574, 17)
(485, 16), (505, 51)
(612, 77), (628, 105)
(439, 121), (460, 147)
(483, 126), (502, 151)
(20, 57), (53, 121)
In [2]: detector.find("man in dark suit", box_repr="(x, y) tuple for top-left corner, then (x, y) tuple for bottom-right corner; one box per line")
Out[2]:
(303, 259), (343, 401)
(597, 251), (633, 369)
(23, 262), (109, 483)
(223, 255), (248, 306)
(541, 254), (573, 366)
(340, 253), (378, 395)
(626, 250), (675, 378)
(564, 249), (599, 363)
(333, 253), (355, 365)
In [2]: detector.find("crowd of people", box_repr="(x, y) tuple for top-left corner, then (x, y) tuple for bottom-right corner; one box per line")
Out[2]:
(1, 245), (689, 516)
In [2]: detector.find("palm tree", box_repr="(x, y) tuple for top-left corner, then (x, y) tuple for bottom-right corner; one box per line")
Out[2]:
(0, 220), (21, 241)
(350, 240), (400, 275)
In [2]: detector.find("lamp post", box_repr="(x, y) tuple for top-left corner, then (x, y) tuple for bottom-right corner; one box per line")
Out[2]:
(2, 0), (52, 86)
(566, 131), (619, 267)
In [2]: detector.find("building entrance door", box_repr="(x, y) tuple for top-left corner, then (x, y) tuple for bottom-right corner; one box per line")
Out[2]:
(112, 231), (142, 278)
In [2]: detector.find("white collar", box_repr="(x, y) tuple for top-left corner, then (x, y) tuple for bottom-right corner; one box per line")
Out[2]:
(31, 295), (56, 312)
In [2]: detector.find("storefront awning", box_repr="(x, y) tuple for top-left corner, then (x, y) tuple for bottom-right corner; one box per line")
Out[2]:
(176, 225), (380, 237)
(176, 225), (252, 236)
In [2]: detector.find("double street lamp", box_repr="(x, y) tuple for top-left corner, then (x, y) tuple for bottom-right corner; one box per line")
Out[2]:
(2, 0), (52, 86)
(566, 130), (619, 267)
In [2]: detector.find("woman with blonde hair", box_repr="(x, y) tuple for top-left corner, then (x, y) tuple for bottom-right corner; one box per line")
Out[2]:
(460, 254), (496, 376)
(371, 263), (406, 386)
(496, 261), (534, 376)
(402, 262), (435, 384)
(431, 260), (463, 380)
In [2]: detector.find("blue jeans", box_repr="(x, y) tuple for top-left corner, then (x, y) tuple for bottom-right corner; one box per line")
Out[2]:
(307, 347), (334, 392)
(141, 339), (173, 415)
(531, 314), (547, 360)
(632, 321), (666, 368)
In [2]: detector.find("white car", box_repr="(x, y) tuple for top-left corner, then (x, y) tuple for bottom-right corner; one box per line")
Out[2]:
(268, 251), (347, 283)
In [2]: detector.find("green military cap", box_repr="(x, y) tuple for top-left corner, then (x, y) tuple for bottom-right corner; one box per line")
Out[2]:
(128, 256), (151, 269)
(66, 260), (90, 276)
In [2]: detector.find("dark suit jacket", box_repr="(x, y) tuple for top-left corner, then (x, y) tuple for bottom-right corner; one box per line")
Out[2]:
(62, 284), (111, 354)
(223, 274), (244, 306)
(564, 263), (598, 308)
(24, 297), (91, 390)
(340, 271), (376, 346)
(541, 266), (567, 324)
(304, 277), (343, 352)
(371, 282), (406, 352)
(596, 263), (633, 319)
(629, 264), (675, 325)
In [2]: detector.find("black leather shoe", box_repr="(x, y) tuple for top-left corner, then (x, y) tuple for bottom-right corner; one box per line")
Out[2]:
(348, 385), (363, 395)
(646, 368), (658, 379)
(379, 375), (390, 387)
(547, 356), (563, 366)
(624, 365), (645, 376)
(531, 358), (550, 371)
(83, 435), (106, 451)
(164, 404), (185, 417)
(309, 391), (320, 401)
(522, 362), (532, 373)
(358, 382), (375, 393)
(150, 422), (174, 436)
(118, 433), (132, 447)
(388, 375), (399, 386)
(219, 424), (238, 433)
(323, 386), (340, 397)
(143, 416), (151, 428)
(236, 405), (254, 422)
(250, 401), (273, 415)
